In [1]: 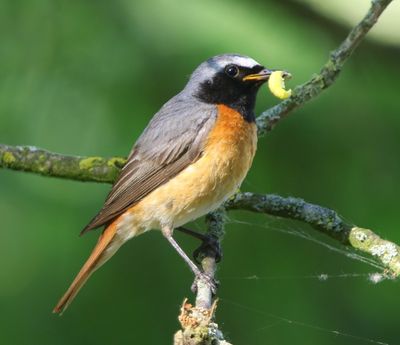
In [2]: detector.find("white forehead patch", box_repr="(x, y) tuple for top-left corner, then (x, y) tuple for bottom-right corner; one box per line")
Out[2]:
(184, 54), (262, 92)
(217, 55), (260, 69)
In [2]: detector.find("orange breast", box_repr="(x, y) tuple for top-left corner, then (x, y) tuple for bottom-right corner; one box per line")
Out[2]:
(122, 104), (257, 232)
(201, 104), (257, 195)
(206, 104), (257, 168)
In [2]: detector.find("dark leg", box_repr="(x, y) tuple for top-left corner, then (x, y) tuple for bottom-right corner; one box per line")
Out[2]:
(176, 227), (223, 264)
(161, 226), (217, 294)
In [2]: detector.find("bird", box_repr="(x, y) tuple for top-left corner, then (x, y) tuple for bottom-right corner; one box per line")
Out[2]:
(53, 53), (272, 314)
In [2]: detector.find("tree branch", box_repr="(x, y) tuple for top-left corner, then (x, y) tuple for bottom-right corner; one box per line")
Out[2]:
(226, 193), (400, 277)
(0, 144), (125, 183)
(174, 209), (231, 345)
(256, 0), (393, 136)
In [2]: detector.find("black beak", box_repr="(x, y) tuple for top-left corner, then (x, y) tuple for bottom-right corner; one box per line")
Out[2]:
(242, 68), (272, 82)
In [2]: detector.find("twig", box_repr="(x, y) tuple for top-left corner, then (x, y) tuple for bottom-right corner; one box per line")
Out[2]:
(0, 144), (125, 183)
(256, 0), (393, 136)
(174, 209), (230, 345)
(226, 193), (400, 278)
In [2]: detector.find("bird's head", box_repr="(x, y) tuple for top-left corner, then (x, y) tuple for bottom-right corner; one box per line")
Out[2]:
(184, 54), (272, 121)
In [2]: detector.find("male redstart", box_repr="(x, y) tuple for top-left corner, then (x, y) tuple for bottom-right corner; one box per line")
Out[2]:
(54, 54), (273, 313)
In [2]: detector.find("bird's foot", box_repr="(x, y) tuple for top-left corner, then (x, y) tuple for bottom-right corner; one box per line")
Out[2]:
(193, 234), (223, 265)
(176, 227), (223, 264)
(191, 272), (219, 295)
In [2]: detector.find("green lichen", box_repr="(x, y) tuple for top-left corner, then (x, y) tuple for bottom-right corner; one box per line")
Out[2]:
(107, 157), (126, 168)
(183, 326), (211, 344)
(79, 157), (103, 170)
(2, 152), (16, 164)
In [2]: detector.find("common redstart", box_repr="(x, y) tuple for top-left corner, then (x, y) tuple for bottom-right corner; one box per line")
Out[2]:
(54, 54), (273, 313)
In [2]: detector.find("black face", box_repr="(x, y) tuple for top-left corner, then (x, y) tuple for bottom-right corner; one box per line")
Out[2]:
(195, 64), (266, 122)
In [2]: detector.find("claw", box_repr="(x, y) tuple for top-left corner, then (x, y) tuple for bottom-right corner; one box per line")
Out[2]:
(193, 234), (223, 265)
(176, 227), (223, 264)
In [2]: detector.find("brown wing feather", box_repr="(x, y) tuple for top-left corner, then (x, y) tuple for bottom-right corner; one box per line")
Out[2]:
(81, 99), (217, 234)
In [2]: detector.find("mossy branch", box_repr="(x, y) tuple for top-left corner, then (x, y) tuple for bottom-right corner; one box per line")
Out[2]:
(226, 193), (400, 278)
(174, 209), (230, 345)
(0, 144), (125, 183)
(256, 0), (393, 136)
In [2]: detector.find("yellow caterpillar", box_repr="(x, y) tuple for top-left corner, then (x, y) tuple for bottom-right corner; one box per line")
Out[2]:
(268, 71), (292, 100)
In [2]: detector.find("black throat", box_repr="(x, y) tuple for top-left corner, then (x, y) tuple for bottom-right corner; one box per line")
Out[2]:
(194, 66), (265, 123)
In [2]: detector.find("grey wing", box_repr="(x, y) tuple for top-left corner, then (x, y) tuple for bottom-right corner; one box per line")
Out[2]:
(81, 97), (217, 234)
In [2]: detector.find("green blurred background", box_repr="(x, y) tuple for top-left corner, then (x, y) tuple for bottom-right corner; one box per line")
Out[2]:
(1, 0), (399, 344)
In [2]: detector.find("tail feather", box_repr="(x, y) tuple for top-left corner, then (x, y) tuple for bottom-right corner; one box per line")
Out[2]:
(53, 221), (119, 314)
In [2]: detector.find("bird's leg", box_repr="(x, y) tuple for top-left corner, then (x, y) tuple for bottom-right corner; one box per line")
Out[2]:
(161, 226), (217, 294)
(176, 226), (223, 264)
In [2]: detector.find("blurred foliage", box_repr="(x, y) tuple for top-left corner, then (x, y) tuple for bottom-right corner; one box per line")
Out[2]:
(296, 0), (400, 45)
(1, 0), (399, 344)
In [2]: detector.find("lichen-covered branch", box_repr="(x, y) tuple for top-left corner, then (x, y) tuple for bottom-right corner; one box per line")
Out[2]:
(196, 210), (226, 309)
(256, 0), (393, 136)
(174, 209), (231, 345)
(0, 144), (125, 183)
(226, 193), (400, 278)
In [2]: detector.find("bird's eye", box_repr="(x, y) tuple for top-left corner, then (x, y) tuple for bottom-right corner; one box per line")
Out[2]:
(225, 65), (239, 78)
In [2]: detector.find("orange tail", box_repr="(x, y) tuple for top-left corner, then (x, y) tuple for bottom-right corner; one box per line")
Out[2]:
(53, 221), (119, 314)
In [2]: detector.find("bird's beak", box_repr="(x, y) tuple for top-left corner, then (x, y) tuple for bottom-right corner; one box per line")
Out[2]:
(242, 68), (272, 82)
